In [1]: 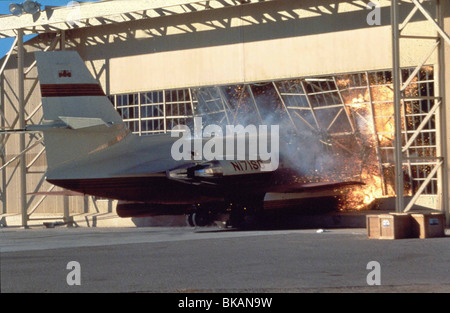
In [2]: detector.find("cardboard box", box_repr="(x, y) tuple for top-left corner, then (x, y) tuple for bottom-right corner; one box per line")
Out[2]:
(367, 213), (412, 239)
(410, 213), (445, 239)
(366, 215), (381, 239)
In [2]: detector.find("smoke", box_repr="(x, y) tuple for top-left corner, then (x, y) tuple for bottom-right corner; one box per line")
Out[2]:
(190, 83), (352, 182)
(179, 68), (433, 209)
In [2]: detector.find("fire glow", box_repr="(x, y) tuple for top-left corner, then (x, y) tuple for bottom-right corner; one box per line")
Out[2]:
(191, 67), (434, 211)
(333, 67), (432, 210)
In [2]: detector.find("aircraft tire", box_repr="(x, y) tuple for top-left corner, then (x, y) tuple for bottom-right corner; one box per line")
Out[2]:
(228, 210), (245, 229)
(192, 211), (210, 227)
(186, 213), (195, 227)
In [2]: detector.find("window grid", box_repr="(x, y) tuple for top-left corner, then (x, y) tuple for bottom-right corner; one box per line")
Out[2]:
(108, 66), (437, 194)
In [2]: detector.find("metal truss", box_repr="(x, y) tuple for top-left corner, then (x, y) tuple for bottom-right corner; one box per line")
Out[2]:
(0, 32), (68, 228)
(391, 0), (449, 220)
(1, 0), (449, 227)
(0, 0), (394, 40)
(0, 0), (277, 39)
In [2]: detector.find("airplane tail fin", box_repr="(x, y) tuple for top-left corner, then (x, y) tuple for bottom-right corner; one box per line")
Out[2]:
(32, 51), (129, 174)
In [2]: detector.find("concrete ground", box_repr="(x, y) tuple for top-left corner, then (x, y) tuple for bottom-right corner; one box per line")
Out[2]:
(1, 226), (449, 293)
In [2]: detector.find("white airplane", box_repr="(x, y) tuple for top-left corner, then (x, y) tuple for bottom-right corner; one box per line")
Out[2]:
(27, 51), (362, 227)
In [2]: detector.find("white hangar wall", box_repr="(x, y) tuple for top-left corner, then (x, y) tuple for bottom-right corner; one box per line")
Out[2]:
(66, 0), (440, 94)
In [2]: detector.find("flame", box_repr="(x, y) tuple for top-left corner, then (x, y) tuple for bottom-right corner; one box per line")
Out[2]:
(339, 170), (393, 211)
(215, 69), (432, 212)
(333, 71), (424, 210)
(303, 68), (432, 211)
(348, 94), (366, 108)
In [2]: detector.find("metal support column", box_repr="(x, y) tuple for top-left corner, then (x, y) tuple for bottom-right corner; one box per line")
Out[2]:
(60, 30), (65, 51)
(17, 29), (28, 228)
(392, 0), (449, 220)
(435, 0), (449, 224)
(391, 0), (404, 213)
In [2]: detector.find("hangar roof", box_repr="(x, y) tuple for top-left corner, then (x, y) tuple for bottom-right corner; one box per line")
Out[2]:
(0, 0), (274, 39)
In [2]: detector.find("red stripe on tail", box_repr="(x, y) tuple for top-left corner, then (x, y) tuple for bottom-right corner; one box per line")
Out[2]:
(41, 84), (106, 97)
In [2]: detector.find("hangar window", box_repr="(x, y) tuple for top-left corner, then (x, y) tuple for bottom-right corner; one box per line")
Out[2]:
(112, 93), (140, 133)
(109, 88), (196, 135)
(109, 66), (436, 198)
(165, 89), (194, 130)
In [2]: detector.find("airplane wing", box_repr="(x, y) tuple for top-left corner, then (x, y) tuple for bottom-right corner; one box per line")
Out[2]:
(268, 181), (364, 193)
(166, 160), (364, 193)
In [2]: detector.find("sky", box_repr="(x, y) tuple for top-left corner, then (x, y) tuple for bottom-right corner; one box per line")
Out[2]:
(0, 0), (100, 58)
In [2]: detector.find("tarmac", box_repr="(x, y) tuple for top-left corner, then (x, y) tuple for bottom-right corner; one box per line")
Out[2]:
(0, 210), (383, 230)
(2, 195), (447, 229)
(1, 209), (448, 230)
(1, 226), (449, 293)
(1, 203), (449, 293)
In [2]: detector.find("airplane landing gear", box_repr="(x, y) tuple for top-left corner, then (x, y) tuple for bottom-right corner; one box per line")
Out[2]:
(186, 204), (213, 227)
(226, 198), (264, 229)
(186, 198), (264, 229)
(227, 204), (246, 228)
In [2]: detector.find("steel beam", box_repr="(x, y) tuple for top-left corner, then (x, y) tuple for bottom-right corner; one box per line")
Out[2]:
(272, 82), (298, 132)
(300, 81), (320, 131)
(402, 99), (440, 152)
(0, 37), (18, 77)
(393, 0), (449, 219)
(400, 41), (439, 92)
(435, 0), (449, 223)
(332, 76), (356, 134)
(391, 0), (404, 213)
(17, 29), (28, 228)
(411, 0), (450, 45)
(404, 160), (443, 212)
(0, 0), (277, 39)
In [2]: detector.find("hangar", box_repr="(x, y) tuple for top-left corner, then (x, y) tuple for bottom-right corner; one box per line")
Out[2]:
(0, 0), (449, 228)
